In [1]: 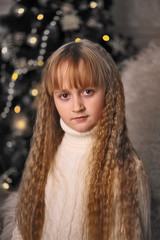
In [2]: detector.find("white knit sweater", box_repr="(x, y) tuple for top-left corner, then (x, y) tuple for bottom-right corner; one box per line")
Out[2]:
(1, 120), (151, 240)
(41, 119), (94, 240)
(11, 119), (94, 240)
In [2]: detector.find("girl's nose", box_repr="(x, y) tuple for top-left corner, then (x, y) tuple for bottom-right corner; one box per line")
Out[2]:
(72, 97), (85, 113)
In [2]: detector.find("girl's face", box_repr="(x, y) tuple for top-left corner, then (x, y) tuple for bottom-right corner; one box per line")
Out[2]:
(53, 61), (105, 132)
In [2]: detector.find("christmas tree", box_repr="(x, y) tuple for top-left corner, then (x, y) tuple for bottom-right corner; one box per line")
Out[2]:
(0, 0), (137, 192)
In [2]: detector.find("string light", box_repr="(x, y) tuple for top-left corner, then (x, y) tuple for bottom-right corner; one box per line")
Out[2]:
(54, 16), (60, 21)
(41, 42), (47, 48)
(39, 49), (46, 56)
(7, 141), (13, 148)
(38, 60), (44, 67)
(7, 95), (13, 101)
(4, 107), (10, 113)
(50, 21), (56, 27)
(44, 29), (50, 35)
(9, 82), (15, 88)
(30, 37), (37, 44)
(31, 88), (39, 96)
(12, 72), (18, 81)
(1, 47), (8, 54)
(1, 11), (62, 120)
(18, 8), (25, 15)
(14, 105), (21, 113)
(14, 118), (27, 130)
(1, 113), (7, 119)
(0, 167), (18, 191)
(90, 1), (97, 8)
(6, 178), (12, 183)
(75, 38), (81, 42)
(6, 102), (12, 107)
(42, 36), (48, 41)
(37, 14), (44, 20)
(2, 183), (9, 190)
(103, 35), (110, 41)
(8, 88), (14, 95)
(56, 10), (62, 16)
(27, 35), (38, 47)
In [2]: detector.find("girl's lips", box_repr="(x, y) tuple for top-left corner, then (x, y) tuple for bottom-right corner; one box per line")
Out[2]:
(73, 116), (88, 122)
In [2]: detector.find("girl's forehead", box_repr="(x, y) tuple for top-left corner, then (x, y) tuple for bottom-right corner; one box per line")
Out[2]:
(57, 59), (84, 76)
(55, 59), (94, 89)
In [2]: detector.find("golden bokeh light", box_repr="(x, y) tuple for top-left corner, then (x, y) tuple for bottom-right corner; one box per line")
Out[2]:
(12, 73), (18, 81)
(103, 35), (110, 41)
(31, 88), (39, 96)
(75, 38), (81, 42)
(3, 182), (9, 190)
(18, 8), (25, 15)
(38, 60), (44, 66)
(15, 119), (27, 130)
(14, 105), (21, 113)
(37, 14), (44, 20)
(90, 1), (97, 8)
(30, 37), (37, 44)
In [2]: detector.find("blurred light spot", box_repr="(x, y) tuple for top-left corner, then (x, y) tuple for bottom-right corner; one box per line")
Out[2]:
(18, 8), (25, 15)
(7, 178), (12, 183)
(75, 38), (81, 42)
(3, 183), (9, 190)
(90, 1), (97, 8)
(12, 73), (18, 80)
(1, 112), (7, 119)
(7, 95), (13, 101)
(54, 16), (59, 21)
(29, 37), (37, 44)
(103, 35), (110, 41)
(41, 42), (47, 48)
(44, 30), (50, 35)
(38, 60), (44, 66)
(4, 107), (10, 113)
(50, 21), (56, 26)
(6, 101), (12, 107)
(8, 88), (14, 94)
(2, 47), (8, 54)
(42, 36), (48, 41)
(31, 88), (39, 96)
(15, 119), (27, 130)
(14, 105), (21, 113)
(7, 141), (13, 148)
(37, 14), (44, 20)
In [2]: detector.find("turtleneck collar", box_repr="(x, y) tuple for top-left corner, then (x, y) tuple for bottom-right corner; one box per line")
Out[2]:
(60, 118), (95, 148)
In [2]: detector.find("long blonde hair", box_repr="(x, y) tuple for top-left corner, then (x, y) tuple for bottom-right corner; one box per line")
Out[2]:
(17, 39), (148, 239)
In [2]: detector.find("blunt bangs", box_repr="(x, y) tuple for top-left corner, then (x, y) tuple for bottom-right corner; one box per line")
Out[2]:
(44, 39), (114, 95)
(50, 58), (106, 91)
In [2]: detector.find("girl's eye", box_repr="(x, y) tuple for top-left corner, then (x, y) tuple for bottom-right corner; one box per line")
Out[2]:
(60, 93), (69, 99)
(83, 89), (94, 96)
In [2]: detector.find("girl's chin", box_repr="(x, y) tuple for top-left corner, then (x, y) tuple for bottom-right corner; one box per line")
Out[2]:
(72, 124), (94, 133)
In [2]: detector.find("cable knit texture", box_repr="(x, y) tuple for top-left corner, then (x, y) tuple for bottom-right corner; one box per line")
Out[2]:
(41, 119), (94, 240)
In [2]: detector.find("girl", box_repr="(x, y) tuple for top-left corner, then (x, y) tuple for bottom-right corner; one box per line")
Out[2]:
(1, 39), (150, 240)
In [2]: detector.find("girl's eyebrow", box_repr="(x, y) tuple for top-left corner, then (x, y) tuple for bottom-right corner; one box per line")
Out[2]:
(54, 86), (97, 94)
